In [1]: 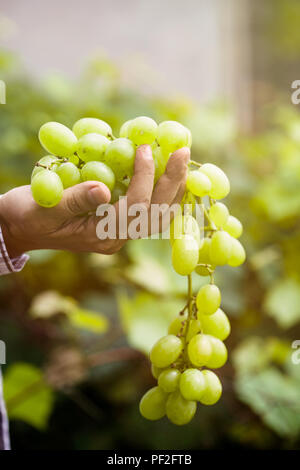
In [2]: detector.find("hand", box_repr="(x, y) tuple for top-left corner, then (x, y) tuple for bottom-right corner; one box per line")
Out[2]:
(0, 145), (190, 258)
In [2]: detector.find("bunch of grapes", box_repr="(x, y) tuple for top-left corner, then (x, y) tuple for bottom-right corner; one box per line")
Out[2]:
(31, 116), (191, 207)
(139, 160), (245, 426)
(31, 115), (245, 426)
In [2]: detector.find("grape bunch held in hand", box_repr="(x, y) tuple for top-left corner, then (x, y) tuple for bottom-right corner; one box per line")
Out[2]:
(30, 116), (191, 207)
(31, 115), (245, 426)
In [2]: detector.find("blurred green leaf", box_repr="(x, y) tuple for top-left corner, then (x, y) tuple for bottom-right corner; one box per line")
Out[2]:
(264, 278), (300, 328)
(118, 291), (182, 354)
(236, 368), (300, 438)
(68, 308), (109, 334)
(3, 363), (54, 430)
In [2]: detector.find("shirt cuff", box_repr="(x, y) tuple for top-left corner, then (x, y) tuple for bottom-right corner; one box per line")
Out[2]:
(0, 225), (29, 276)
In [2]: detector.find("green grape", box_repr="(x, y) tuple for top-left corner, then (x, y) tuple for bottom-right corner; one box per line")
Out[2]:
(228, 238), (246, 267)
(56, 162), (81, 188)
(199, 370), (222, 405)
(170, 214), (201, 247)
(206, 336), (227, 369)
(31, 155), (59, 180)
(168, 314), (187, 336)
(224, 215), (243, 238)
(119, 120), (132, 138)
(209, 231), (232, 265)
(209, 202), (229, 228)
(186, 319), (202, 343)
(196, 284), (221, 316)
(187, 334), (212, 367)
(199, 163), (230, 200)
(186, 128), (192, 148)
(72, 117), (112, 139)
(110, 181), (127, 204)
(179, 369), (206, 401)
(186, 170), (211, 197)
(77, 133), (110, 162)
(172, 235), (199, 276)
(81, 161), (115, 191)
(127, 116), (158, 145)
(39, 122), (77, 157)
(199, 308), (230, 341)
(104, 138), (136, 181)
(195, 238), (215, 276)
(150, 335), (183, 368)
(31, 169), (63, 208)
(166, 390), (196, 425)
(153, 145), (169, 182)
(151, 364), (164, 379)
(139, 386), (168, 420)
(158, 368), (181, 393)
(157, 121), (189, 153)
(68, 154), (80, 166)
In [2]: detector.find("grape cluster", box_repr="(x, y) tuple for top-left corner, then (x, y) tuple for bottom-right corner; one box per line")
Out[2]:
(31, 117), (191, 207)
(139, 159), (245, 426)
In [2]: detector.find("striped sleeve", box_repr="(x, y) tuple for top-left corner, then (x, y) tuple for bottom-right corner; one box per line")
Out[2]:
(0, 369), (10, 450)
(0, 226), (29, 276)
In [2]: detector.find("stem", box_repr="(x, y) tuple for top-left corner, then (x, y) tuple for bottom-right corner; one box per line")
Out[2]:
(188, 160), (202, 168)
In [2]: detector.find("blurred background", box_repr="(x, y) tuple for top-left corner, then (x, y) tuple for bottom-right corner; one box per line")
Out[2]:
(1, 0), (300, 450)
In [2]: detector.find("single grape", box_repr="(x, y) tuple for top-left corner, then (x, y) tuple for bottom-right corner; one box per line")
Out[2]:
(209, 202), (229, 228)
(195, 238), (215, 276)
(31, 169), (63, 208)
(170, 214), (201, 247)
(205, 336), (228, 369)
(55, 162), (81, 188)
(187, 334), (212, 367)
(209, 231), (232, 265)
(153, 145), (169, 182)
(151, 364), (164, 379)
(179, 369), (206, 401)
(68, 154), (80, 166)
(104, 138), (136, 182)
(168, 314), (187, 336)
(139, 386), (168, 420)
(199, 308), (230, 341)
(186, 170), (211, 197)
(172, 235), (199, 276)
(199, 370), (222, 405)
(31, 155), (59, 180)
(186, 319), (202, 343)
(158, 368), (181, 393)
(119, 120), (132, 138)
(81, 161), (115, 191)
(39, 122), (77, 157)
(228, 238), (246, 267)
(199, 163), (230, 200)
(157, 121), (189, 153)
(150, 335), (183, 368)
(224, 215), (243, 238)
(166, 390), (196, 425)
(110, 182), (127, 204)
(196, 284), (221, 316)
(127, 116), (158, 145)
(72, 117), (112, 139)
(76, 133), (110, 162)
(186, 128), (192, 148)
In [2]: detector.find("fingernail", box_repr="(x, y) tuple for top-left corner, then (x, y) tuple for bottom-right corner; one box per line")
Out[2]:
(89, 186), (110, 204)
(138, 144), (152, 159)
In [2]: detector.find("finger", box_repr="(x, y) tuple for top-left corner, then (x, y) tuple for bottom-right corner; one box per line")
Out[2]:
(125, 144), (155, 207)
(59, 181), (111, 216)
(151, 147), (190, 205)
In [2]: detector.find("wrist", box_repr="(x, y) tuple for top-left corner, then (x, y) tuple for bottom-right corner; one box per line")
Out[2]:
(0, 194), (32, 258)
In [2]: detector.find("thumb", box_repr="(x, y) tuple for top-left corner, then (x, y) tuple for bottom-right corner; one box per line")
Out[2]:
(60, 181), (111, 216)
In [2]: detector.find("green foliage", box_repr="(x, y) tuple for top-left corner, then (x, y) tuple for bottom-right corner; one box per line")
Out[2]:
(3, 363), (54, 430)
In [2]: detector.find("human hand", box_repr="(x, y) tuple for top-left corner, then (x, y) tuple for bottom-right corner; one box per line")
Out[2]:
(0, 145), (190, 258)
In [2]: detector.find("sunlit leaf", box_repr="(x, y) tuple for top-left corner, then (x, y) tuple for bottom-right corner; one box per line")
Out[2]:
(68, 308), (109, 334)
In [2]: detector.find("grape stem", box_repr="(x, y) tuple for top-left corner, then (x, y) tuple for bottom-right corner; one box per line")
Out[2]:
(189, 160), (202, 168)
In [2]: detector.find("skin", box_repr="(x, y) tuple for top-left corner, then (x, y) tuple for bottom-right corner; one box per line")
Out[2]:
(0, 145), (190, 258)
